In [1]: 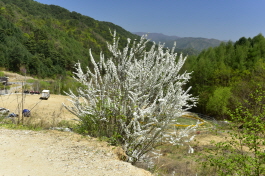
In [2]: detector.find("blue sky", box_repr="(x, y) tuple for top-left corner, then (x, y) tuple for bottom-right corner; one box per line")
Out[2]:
(34, 0), (265, 41)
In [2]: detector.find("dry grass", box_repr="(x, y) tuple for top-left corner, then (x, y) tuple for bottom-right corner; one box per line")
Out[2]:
(0, 93), (75, 120)
(135, 126), (265, 176)
(135, 143), (200, 176)
(2, 71), (35, 82)
(0, 93), (77, 130)
(134, 129), (234, 175)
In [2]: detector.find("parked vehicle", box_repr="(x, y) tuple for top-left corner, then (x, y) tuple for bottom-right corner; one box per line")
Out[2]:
(40, 90), (50, 100)
(30, 91), (40, 94)
(7, 113), (18, 118)
(24, 90), (30, 94)
(0, 107), (9, 115)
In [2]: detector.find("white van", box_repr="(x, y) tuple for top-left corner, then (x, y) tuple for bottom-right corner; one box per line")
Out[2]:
(40, 90), (50, 100)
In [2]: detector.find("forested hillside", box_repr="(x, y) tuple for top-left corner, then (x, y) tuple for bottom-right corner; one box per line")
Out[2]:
(0, 0), (140, 78)
(185, 34), (265, 119)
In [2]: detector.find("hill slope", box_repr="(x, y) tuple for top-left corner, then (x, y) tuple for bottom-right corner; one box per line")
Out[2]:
(0, 0), (140, 78)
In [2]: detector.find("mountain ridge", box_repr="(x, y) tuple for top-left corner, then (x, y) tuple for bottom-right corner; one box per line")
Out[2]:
(133, 32), (223, 52)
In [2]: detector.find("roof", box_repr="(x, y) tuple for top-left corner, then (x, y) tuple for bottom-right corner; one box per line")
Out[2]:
(42, 90), (50, 93)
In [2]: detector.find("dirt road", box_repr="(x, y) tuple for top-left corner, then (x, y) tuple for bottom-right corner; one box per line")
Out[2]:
(0, 128), (152, 176)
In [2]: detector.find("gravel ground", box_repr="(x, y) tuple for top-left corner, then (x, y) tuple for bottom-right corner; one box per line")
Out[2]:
(0, 128), (152, 176)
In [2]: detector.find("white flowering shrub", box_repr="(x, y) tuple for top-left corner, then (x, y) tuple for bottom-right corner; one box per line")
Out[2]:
(64, 31), (197, 164)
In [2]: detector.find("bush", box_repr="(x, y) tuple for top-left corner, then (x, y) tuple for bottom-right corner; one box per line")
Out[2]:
(64, 31), (197, 164)
(202, 84), (265, 175)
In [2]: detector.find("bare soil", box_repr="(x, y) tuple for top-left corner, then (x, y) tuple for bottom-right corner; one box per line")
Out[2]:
(0, 128), (152, 176)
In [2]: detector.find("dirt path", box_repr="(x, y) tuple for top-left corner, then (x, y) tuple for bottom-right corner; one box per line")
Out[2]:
(0, 128), (152, 176)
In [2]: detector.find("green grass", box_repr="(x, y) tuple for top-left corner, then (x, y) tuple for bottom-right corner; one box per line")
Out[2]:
(0, 71), (4, 77)
(0, 121), (43, 131)
(176, 116), (198, 125)
(0, 114), (77, 131)
(26, 79), (36, 83)
(173, 116), (213, 129)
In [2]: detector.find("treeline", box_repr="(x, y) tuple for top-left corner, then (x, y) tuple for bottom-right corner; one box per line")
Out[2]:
(185, 34), (265, 119)
(0, 0), (140, 78)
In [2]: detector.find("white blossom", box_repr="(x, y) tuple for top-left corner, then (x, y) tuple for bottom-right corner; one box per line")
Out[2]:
(64, 31), (198, 163)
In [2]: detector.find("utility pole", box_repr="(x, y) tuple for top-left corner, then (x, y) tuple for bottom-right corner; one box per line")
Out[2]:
(21, 68), (27, 125)
(21, 77), (24, 124)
